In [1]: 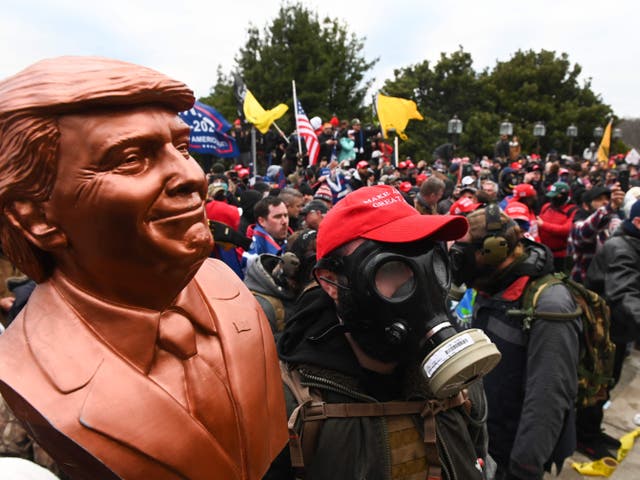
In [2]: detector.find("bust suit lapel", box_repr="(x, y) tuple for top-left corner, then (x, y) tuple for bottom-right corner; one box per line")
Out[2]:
(24, 281), (241, 480)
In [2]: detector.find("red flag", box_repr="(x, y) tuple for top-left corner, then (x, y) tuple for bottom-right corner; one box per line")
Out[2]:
(296, 100), (319, 166)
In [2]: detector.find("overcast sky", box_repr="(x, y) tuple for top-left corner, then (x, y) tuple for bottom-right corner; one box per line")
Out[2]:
(3, 0), (639, 119)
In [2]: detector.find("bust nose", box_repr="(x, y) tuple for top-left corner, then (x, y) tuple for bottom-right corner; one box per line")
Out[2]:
(164, 152), (206, 199)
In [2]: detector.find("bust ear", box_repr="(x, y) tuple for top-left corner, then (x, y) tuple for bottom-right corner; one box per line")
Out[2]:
(4, 200), (67, 251)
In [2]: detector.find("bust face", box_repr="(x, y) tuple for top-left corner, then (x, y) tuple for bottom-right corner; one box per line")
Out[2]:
(44, 105), (213, 306)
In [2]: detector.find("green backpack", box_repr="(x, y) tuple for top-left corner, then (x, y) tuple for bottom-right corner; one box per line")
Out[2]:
(507, 272), (616, 407)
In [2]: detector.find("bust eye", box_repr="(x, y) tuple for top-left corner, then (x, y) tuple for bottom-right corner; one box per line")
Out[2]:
(175, 142), (190, 159)
(113, 153), (147, 175)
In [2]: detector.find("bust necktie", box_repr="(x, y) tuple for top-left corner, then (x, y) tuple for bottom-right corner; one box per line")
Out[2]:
(157, 309), (242, 464)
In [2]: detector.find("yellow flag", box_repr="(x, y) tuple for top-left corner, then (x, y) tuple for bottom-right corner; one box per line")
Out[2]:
(597, 119), (613, 165)
(376, 93), (424, 141)
(243, 89), (288, 134)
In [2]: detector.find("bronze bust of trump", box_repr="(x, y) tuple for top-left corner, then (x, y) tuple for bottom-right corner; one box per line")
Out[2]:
(0, 57), (287, 479)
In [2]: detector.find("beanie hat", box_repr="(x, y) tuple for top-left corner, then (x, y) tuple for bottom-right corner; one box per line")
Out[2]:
(628, 198), (640, 220)
(316, 185), (468, 259)
(310, 116), (322, 130)
(314, 183), (333, 203)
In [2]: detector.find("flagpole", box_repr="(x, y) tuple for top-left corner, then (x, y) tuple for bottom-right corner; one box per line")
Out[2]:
(271, 122), (289, 144)
(251, 126), (257, 181)
(292, 80), (303, 158)
(394, 135), (399, 167)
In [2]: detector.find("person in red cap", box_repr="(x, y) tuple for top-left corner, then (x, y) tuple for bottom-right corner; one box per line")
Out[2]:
(449, 196), (482, 216)
(269, 185), (493, 480)
(416, 172), (429, 187)
(505, 183), (540, 241)
(537, 182), (578, 272)
(504, 201), (537, 241)
(348, 160), (373, 191)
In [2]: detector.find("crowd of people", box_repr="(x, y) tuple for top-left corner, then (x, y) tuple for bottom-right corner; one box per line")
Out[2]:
(195, 125), (640, 479)
(1, 106), (639, 479)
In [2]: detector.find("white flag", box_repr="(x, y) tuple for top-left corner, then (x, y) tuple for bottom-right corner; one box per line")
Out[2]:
(625, 148), (640, 166)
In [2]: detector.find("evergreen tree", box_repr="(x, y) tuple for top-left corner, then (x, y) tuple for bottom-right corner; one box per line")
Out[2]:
(203, 2), (377, 133)
(382, 48), (612, 159)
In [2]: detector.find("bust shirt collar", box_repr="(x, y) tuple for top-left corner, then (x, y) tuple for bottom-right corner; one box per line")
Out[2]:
(51, 272), (216, 375)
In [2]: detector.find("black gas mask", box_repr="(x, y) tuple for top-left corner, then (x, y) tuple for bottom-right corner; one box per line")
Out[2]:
(316, 239), (500, 398)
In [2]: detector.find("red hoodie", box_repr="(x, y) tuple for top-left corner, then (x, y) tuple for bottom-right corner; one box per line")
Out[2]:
(538, 202), (578, 259)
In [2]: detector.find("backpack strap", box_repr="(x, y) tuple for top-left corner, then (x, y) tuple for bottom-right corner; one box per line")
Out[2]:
(280, 361), (468, 475)
(507, 273), (582, 330)
(280, 362), (322, 469)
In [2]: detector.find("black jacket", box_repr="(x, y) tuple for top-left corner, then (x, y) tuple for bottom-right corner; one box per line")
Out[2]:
(585, 224), (640, 343)
(265, 287), (487, 480)
(473, 240), (579, 479)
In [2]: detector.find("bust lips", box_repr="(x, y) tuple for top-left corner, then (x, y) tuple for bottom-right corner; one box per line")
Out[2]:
(146, 199), (213, 260)
(147, 193), (205, 224)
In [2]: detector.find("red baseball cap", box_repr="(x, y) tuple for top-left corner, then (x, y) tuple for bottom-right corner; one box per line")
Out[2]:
(513, 183), (536, 198)
(398, 161), (407, 169)
(316, 185), (468, 259)
(449, 197), (482, 216)
(504, 201), (530, 222)
(233, 164), (244, 171)
(416, 173), (429, 186)
(238, 168), (250, 178)
(510, 161), (522, 170)
(357, 160), (369, 169)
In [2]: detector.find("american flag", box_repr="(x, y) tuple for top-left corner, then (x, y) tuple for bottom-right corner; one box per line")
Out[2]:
(296, 100), (319, 166)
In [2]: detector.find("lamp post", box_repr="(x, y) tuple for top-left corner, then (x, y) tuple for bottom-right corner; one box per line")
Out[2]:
(533, 122), (546, 154)
(611, 127), (622, 157)
(593, 126), (604, 141)
(496, 120), (513, 160)
(499, 120), (513, 137)
(447, 115), (463, 146)
(566, 124), (578, 156)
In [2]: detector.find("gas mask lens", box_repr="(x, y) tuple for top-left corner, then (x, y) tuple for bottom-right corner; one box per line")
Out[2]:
(374, 259), (415, 301)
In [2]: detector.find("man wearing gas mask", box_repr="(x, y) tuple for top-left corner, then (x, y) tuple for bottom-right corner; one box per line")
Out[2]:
(449, 204), (580, 480)
(268, 185), (501, 480)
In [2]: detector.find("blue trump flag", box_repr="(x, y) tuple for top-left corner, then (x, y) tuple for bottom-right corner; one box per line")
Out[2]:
(179, 101), (239, 158)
